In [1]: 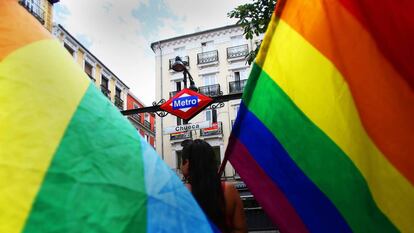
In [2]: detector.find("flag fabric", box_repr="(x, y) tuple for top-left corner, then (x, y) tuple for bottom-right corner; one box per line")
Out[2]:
(0, 1), (214, 232)
(226, 0), (414, 232)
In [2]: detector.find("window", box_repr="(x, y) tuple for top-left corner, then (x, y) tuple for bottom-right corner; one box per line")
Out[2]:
(205, 109), (217, 123)
(115, 87), (121, 98)
(203, 73), (216, 86)
(201, 40), (214, 51)
(145, 113), (150, 122)
(230, 35), (244, 46)
(144, 134), (149, 142)
(233, 69), (248, 81)
(176, 81), (182, 91)
(133, 103), (140, 109)
(174, 46), (185, 57)
(234, 71), (241, 82)
(64, 43), (75, 57)
(84, 62), (93, 79)
(177, 117), (182, 126)
(101, 76), (109, 88)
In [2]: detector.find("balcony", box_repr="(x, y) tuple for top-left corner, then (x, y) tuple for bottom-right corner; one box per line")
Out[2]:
(198, 84), (221, 97)
(169, 90), (179, 98)
(170, 131), (192, 141)
(100, 85), (111, 99)
(130, 114), (142, 123)
(200, 122), (223, 137)
(227, 44), (249, 60)
(19, 0), (45, 24)
(229, 80), (247, 94)
(169, 56), (189, 70)
(144, 120), (151, 129)
(114, 96), (123, 110)
(197, 50), (218, 65)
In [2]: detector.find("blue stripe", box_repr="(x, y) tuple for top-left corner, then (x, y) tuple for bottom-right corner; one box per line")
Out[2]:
(140, 139), (214, 233)
(232, 103), (352, 233)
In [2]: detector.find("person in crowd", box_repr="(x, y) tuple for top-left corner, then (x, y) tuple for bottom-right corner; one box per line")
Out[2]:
(181, 139), (247, 233)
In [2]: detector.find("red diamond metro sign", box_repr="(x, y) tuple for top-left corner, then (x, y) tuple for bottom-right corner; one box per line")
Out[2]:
(160, 88), (213, 120)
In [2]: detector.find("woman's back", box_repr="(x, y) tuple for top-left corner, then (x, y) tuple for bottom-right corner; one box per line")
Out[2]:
(181, 139), (247, 233)
(185, 182), (247, 233)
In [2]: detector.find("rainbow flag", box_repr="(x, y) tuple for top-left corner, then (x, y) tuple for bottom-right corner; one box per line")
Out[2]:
(0, 1), (214, 232)
(226, 0), (414, 232)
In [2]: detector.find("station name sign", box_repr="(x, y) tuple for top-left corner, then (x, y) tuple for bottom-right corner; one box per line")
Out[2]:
(163, 121), (212, 134)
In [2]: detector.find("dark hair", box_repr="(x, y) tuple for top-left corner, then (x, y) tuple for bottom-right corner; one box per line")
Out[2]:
(182, 139), (228, 231)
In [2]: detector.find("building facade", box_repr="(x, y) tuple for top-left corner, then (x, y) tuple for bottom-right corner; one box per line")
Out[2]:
(18, 0), (59, 32)
(52, 24), (129, 111)
(151, 25), (262, 177)
(52, 24), (155, 146)
(127, 93), (156, 148)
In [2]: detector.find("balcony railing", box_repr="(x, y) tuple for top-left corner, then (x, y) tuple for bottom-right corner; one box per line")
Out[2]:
(197, 50), (218, 65)
(229, 80), (247, 94)
(114, 96), (124, 110)
(19, 0), (45, 24)
(227, 44), (249, 59)
(200, 122), (223, 137)
(169, 90), (179, 98)
(198, 84), (221, 97)
(170, 131), (192, 141)
(144, 120), (151, 129)
(101, 85), (111, 99)
(169, 56), (189, 70)
(130, 114), (142, 123)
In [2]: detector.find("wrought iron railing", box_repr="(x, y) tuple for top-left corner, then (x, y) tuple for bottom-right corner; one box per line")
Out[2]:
(114, 96), (124, 110)
(227, 44), (249, 59)
(229, 80), (247, 94)
(130, 114), (142, 123)
(198, 84), (221, 97)
(197, 50), (218, 65)
(169, 56), (189, 70)
(170, 131), (192, 141)
(19, 0), (45, 24)
(200, 122), (222, 137)
(144, 120), (151, 129)
(101, 85), (111, 98)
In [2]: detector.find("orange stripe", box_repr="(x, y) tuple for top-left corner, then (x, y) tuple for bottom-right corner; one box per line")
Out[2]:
(0, 0), (51, 60)
(279, 0), (414, 184)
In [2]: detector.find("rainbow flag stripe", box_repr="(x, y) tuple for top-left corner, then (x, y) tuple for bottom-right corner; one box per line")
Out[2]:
(226, 0), (414, 232)
(0, 2), (213, 232)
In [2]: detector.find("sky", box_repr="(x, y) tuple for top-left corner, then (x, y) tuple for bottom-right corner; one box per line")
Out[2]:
(53, 0), (251, 105)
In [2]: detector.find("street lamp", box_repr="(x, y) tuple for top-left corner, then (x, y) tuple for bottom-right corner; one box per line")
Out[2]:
(171, 56), (198, 92)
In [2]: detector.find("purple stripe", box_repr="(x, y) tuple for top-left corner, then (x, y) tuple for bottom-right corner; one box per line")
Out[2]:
(227, 136), (309, 233)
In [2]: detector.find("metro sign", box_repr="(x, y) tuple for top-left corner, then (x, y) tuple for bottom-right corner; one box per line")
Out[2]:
(160, 88), (213, 120)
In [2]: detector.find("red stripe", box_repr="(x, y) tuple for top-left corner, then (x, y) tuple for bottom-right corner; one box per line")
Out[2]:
(339, 0), (414, 88)
(227, 136), (309, 233)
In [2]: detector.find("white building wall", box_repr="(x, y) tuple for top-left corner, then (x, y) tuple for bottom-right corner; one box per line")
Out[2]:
(153, 25), (263, 178)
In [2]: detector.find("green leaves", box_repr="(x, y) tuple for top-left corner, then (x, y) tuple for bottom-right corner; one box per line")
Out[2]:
(228, 0), (276, 64)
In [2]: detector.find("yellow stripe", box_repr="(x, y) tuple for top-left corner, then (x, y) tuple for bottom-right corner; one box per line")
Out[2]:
(0, 40), (89, 233)
(257, 19), (414, 231)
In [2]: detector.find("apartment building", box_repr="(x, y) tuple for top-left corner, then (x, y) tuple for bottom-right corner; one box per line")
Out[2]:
(18, 0), (59, 32)
(127, 93), (156, 148)
(52, 24), (129, 110)
(151, 25), (263, 177)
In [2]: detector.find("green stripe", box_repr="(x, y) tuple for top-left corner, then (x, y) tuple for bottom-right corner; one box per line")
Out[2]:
(243, 64), (398, 233)
(23, 84), (147, 233)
